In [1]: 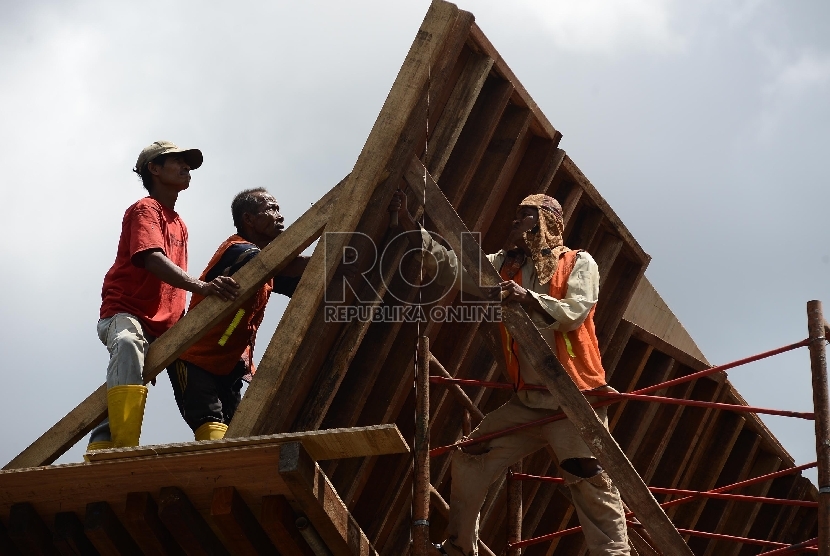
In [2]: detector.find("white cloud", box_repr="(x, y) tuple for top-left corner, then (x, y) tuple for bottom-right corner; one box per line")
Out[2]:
(475, 0), (684, 54)
(765, 51), (830, 97)
(748, 49), (830, 141)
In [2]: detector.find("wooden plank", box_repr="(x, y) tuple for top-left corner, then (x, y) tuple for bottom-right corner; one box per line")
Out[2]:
(467, 23), (562, 144)
(622, 359), (677, 459)
(611, 354), (675, 454)
(436, 75), (514, 204)
(601, 320), (635, 380)
(278, 442), (377, 556)
(85, 424), (408, 463)
(123, 492), (183, 556)
(426, 50), (495, 178)
(260, 495), (314, 556)
(649, 379), (722, 489)
(53, 512), (96, 556)
(639, 380), (698, 484)
(158, 487), (229, 556)
(464, 105), (532, 232)
(695, 431), (761, 555)
(211, 487), (278, 556)
(7, 503), (58, 556)
(669, 412), (745, 528)
(0, 445), (289, 519)
(84, 501), (141, 556)
(404, 157), (693, 555)
(5, 180), (342, 470)
(228, 0), (461, 440)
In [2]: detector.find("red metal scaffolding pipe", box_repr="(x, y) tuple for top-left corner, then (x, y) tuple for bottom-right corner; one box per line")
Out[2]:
(634, 337), (810, 396)
(591, 391), (814, 420)
(429, 339), (812, 456)
(757, 537), (819, 555)
(510, 473), (817, 507)
(507, 463), (818, 551)
(660, 461), (818, 511)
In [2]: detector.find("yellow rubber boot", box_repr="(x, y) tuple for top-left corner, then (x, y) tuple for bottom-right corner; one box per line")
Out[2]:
(107, 385), (148, 448)
(194, 422), (228, 441)
(83, 440), (115, 462)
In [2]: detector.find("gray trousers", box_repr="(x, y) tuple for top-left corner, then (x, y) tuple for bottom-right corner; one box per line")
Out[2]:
(89, 314), (151, 443)
(445, 395), (629, 556)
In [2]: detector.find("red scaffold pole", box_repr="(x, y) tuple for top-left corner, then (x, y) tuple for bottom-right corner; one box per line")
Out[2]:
(591, 391), (814, 420)
(429, 338), (812, 457)
(507, 463), (819, 551)
(510, 473), (817, 507)
(757, 537), (819, 555)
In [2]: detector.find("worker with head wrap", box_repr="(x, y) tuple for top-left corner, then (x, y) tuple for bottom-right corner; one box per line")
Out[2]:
(389, 191), (629, 556)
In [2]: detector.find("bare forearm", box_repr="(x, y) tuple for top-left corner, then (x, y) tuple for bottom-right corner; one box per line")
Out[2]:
(143, 251), (240, 300)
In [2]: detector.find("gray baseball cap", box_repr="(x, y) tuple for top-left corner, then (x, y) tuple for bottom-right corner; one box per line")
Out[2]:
(134, 140), (203, 173)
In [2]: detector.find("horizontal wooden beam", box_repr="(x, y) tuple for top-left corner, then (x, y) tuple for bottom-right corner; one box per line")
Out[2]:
(124, 492), (183, 556)
(211, 486), (278, 556)
(0, 444), (290, 518)
(260, 495), (314, 556)
(84, 501), (142, 556)
(8, 503), (56, 556)
(159, 487), (229, 556)
(403, 156), (693, 556)
(85, 424), (408, 463)
(54, 511), (97, 556)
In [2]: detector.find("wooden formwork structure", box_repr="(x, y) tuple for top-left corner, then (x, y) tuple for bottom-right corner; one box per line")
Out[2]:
(2, 1), (825, 554)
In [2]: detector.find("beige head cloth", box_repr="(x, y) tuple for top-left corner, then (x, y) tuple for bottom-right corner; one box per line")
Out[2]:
(519, 194), (570, 284)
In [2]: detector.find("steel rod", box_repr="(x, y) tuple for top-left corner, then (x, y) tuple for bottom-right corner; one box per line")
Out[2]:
(757, 537), (819, 555)
(808, 300), (830, 556)
(511, 473), (816, 507)
(507, 463), (819, 551)
(429, 339), (813, 456)
(590, 391), (813, 420)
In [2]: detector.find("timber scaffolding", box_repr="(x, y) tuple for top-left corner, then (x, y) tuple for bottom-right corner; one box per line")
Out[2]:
(1, 1), (827, 554)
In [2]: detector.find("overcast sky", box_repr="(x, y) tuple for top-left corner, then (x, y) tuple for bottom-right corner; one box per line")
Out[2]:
(1, 0), (828, 483)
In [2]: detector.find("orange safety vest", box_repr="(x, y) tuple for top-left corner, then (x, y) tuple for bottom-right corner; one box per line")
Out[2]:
(180, 235), (273, 376)
(498, 250), (606, 392)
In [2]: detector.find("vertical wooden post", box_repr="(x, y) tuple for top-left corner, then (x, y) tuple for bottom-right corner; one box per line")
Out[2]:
(507, 462), (523, 556)
(807, 300), (830, 556)
(413, 336), (431, 556)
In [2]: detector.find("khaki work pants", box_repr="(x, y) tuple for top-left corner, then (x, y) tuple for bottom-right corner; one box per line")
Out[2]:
(89, 313), (151, 443)
(445, 395), (629, 556)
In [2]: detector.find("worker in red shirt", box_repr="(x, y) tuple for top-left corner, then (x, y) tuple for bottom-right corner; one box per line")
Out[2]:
(167, 188), (308, 441)
(86, 141), (240, 457)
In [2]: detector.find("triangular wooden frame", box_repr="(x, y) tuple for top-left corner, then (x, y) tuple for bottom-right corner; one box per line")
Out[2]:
(10, 2), (819, 554)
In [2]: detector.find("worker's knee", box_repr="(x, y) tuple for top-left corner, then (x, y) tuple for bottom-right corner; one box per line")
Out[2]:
(560, 457), (602, 479)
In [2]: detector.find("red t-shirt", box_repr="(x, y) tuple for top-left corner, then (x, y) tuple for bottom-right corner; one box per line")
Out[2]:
(100, 197), (189, 338)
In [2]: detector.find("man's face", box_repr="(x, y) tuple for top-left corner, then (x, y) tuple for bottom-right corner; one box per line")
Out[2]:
(505, 205), (538, 249)
(248, 193), (284, 243)
(149, 154), (191, 191)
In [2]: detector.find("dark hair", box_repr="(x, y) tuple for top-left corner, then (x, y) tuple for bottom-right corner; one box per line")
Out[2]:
(231, 187), (269, 231)
(133, 153), (170, 191)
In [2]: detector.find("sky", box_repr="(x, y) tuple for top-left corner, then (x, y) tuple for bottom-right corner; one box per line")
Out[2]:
(0, 0), (828, 485)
